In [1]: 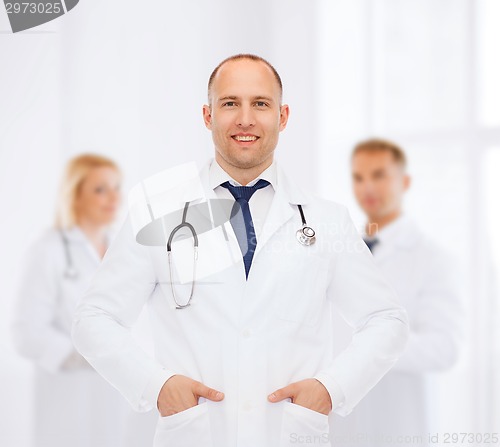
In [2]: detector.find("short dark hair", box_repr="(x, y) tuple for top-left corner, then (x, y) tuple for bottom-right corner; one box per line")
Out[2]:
(352, 138), (407, 169)
(207, 53), (283, 104)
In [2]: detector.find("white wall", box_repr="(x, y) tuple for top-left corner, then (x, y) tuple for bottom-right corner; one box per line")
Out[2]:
(0, 8), (63, 446)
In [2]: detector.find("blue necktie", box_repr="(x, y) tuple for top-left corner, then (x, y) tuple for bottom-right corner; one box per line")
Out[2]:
(221, 179), (270, 279)
(363, 237), (379, 253)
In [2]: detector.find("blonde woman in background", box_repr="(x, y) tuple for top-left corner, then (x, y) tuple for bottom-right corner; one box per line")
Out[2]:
(12, 154), (134, 446)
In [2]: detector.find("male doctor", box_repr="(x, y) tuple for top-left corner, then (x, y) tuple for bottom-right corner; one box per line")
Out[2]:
(342, 138), (464, 445)
(72, 54), (409, 447)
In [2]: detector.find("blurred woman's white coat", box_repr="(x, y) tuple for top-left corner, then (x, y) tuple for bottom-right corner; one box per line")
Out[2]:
(12, 226), (131, 447)
(11, 154), (155, 447)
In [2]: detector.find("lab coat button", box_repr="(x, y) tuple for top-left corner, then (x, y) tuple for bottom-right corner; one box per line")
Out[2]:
(242, 329), (252, 338)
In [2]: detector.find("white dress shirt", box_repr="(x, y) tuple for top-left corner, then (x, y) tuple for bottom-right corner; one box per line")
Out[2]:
(209, 158), (276, 241)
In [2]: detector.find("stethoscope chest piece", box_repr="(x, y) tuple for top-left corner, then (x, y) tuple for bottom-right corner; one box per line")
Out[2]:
(296, 225), (316, 246)
(296, 204), (316, 246)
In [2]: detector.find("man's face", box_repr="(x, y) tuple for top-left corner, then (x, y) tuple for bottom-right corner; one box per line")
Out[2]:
(203, 59), (289, 171)
(352, 150), (410, 220)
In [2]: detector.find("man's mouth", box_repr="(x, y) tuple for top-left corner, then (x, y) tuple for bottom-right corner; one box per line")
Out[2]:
(232, 134), (259, 142)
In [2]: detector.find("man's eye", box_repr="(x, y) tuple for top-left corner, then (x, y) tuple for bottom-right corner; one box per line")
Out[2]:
(255, 101), (268, 107)
(223, 102), (236, 107)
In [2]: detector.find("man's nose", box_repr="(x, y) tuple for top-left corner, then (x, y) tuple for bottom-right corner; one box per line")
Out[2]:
(362, 180), (377, 194)
(236, 105), (256, 128)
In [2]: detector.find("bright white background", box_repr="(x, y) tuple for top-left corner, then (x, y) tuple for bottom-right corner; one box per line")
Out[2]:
(1, 0), (499, 445)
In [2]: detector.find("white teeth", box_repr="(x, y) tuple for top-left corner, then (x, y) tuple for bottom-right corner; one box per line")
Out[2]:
(234, 135), (257, 141)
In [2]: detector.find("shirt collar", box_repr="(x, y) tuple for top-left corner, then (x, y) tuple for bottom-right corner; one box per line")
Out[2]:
(209, 158), (277, 190)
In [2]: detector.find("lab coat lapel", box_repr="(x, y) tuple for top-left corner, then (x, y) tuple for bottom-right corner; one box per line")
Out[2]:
(198, 159), (218, 201)
(197, 160), (244, 278)
(198, 159), (233, 229)
(254, 164), (309, 257)
(253, 187), (294, 257)
(199, 159), (240, 243)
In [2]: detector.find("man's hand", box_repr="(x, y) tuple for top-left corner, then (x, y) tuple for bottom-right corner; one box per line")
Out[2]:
(267, 378), (332, 415)
(157, 375), (225, 417)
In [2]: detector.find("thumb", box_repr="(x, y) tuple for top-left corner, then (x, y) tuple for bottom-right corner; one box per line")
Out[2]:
(194, 382), (225, 402)
(268, 384), (294, 403)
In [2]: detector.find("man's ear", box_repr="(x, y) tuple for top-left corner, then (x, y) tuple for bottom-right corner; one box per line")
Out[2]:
(203, 104), (212, 129)
(403, 174), (411, 191)
(279, 104), (290, 131)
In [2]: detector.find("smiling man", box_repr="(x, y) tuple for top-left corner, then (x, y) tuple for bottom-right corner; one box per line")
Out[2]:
(203, 55), (287, 184)
(72, 54), (409, 447)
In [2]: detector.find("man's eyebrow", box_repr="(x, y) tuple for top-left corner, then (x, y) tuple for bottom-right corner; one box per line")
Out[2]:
(218, 96), (238, 102)
(217, 95), (275, 102)
(253, 96), (274, 102)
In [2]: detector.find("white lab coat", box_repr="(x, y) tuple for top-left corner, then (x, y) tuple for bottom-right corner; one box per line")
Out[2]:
(12, 227), (155, 447)
(331, 215), (464, 446)
(72, 160), (410, 447)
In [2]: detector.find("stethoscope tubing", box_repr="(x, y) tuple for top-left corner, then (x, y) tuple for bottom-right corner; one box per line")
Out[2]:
(166, 202), (315, 309)
(166, 202), (198, 309)
(60, 230), (78, 279)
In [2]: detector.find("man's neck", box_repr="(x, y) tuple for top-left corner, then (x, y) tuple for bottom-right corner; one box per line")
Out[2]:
(365, 209), (402, 237)
(215, 153), (273, 186)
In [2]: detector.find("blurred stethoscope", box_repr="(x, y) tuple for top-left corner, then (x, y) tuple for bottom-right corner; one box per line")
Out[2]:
(59, 230), (78, 279)
(167, 201), (315, 309)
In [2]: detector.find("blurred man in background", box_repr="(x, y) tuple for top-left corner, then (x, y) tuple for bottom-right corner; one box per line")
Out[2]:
(345, 138), (465, 446)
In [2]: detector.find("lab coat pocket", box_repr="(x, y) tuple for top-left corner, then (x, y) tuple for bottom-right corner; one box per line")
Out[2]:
(153, 402), (213, 447)
(280, 401), (331, 446)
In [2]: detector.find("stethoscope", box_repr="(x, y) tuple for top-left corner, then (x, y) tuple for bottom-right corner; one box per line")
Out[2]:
(59, 230), (79, 280)
(166, 202), (315, 309)
(295, 204), (316, 247)
(166, 202), (198, 309)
